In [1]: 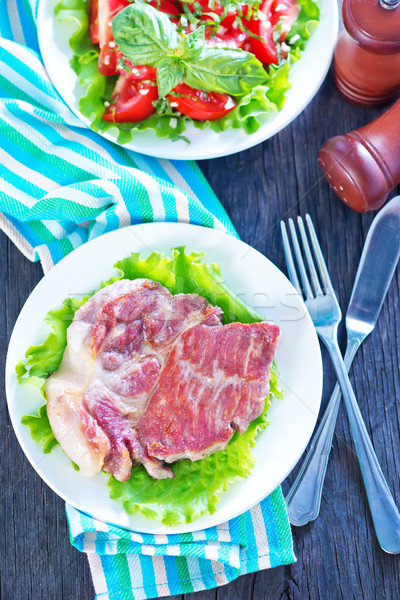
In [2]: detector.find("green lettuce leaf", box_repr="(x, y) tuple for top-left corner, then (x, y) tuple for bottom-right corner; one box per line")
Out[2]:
(205, 83), (277, 134)
(19, 248), (283, 525)
(21, 403), (59, 454)
(287, 0), (320, 47)
(114, 250), (175, 288)
(55, 0), (319, 141)
(171, 247), (262, 323)
(21, 297), (88, 379)
(108, 396), (271, 524)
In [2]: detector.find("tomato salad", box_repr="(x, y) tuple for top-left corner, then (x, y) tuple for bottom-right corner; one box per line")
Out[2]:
(58, 0), (319, 140)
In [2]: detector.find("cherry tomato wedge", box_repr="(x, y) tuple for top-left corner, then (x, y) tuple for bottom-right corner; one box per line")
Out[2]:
(245, 0), (300, 65)
(167, 83), (235, 121)
(89, 0), (100, 44)
(187, 0), (243, 27)
(117, 61), (158, 80)
(187, 0), (225, 17)
(186, 0), (248, 48)
(95, 0), (130, 48)
(205, 24), (246, 48)
(98, 42), (120, 75)
(99, 48), (159, 78)
(148, 0), (181, 23)
(103, 76), (159, 122)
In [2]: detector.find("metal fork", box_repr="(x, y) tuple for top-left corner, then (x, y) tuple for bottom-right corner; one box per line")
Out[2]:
(281, 214), (400, 554)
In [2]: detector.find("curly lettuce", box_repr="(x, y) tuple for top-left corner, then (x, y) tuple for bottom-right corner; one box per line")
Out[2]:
(18, 248), (283, 525)
(55, 0), (319, 142)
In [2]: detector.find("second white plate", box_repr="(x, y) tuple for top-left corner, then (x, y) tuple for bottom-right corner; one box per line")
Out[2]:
(6, 223), (322, 533)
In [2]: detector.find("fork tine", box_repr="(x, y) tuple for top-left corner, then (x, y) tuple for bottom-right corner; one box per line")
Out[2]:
(280, 221), (302, 294)
(297, 216), (323, 296)
(305, 214), (335, 293)
(288, 218), (314, 299)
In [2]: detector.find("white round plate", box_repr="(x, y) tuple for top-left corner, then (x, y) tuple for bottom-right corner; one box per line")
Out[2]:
(37, 0), (338, 160)
(6, 223), (322, 534)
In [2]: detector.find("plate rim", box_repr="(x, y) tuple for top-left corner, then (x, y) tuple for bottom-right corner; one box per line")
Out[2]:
(37, 0), (339, 160)
(5, 222), (323, 533)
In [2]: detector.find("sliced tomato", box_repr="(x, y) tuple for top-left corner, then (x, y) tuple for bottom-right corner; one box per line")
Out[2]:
(103, 76), (159, 122)
(117, 61), (158, 80)
(92, 0), (129, 73)
(185, 0), (247, 48)
(89, 0), (100, 44)
(167, 83), (235, 121)
(100, 46), (158, 78)
(187, 0), (241, 26)
(148, 0), (181, 22)
(187, 0), (225, 17)
(98, 42), (120, 75)
(245, 0), (300, 65)
(205, 24), (246, 48)
(94, 0), (130, 48)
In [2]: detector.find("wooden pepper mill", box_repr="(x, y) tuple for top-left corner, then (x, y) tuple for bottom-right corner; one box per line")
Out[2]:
(318, 98), (400, 212)
(333, 0), (400, 107)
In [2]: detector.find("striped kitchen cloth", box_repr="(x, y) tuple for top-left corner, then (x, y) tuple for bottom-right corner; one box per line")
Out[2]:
(66, 489), (295, 600)
(0, 3), (235, 271)
(0, 1), (295, 598)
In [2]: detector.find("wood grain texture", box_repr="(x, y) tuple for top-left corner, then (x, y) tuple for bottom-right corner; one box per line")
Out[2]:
(1, 74), (400, 599)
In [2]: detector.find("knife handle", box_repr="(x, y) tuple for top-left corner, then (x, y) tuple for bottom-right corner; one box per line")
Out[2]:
(286, 338), (360, 527)
(318, 98), (400, 212)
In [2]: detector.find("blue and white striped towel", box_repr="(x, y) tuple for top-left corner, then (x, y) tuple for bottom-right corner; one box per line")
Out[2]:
(0, 1), (295, 598)
(66, 490), (295, 600)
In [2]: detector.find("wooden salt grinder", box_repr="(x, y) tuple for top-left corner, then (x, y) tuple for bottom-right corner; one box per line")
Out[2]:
(318, 98), (400, 212)
(332, 0), (400, 107)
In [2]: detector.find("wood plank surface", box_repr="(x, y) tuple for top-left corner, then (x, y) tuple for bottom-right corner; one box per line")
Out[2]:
(1, 71), (400, 599)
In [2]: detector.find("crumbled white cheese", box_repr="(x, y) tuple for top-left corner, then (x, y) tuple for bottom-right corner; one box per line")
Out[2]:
(218, 25), (227, 35)
(108, 20), (112, 26)
(225, 97), (235, 110)
(139, 88), (150, 95)
(281, 23), (290, 33)
(232, 20), (239, 29)
(108, 41), (116, 48)
(169, 102), (178, 107)
(281, 41), (291, 53)
(104, 101), (111, 107)
(169, 117), (178, 128)
(289, 34), (301, 44)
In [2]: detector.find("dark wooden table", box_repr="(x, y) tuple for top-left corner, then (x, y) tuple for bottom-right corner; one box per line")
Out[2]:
(2, 70), (400, 599)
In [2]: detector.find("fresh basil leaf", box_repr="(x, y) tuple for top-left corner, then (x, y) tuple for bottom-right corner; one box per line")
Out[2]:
(177, 25), (205, 60)
(157, 59), (185, 98)
(183, 48), (268, 95)
(112, 3), (179, 66)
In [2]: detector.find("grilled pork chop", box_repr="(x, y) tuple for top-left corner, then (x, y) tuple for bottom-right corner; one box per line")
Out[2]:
(137, 320), (280, 463)
(45, 279), (280, 482)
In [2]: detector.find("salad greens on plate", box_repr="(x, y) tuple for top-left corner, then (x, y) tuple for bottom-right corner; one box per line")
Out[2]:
(55, 0), (319, 142)
(17, 248), (283, 526)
